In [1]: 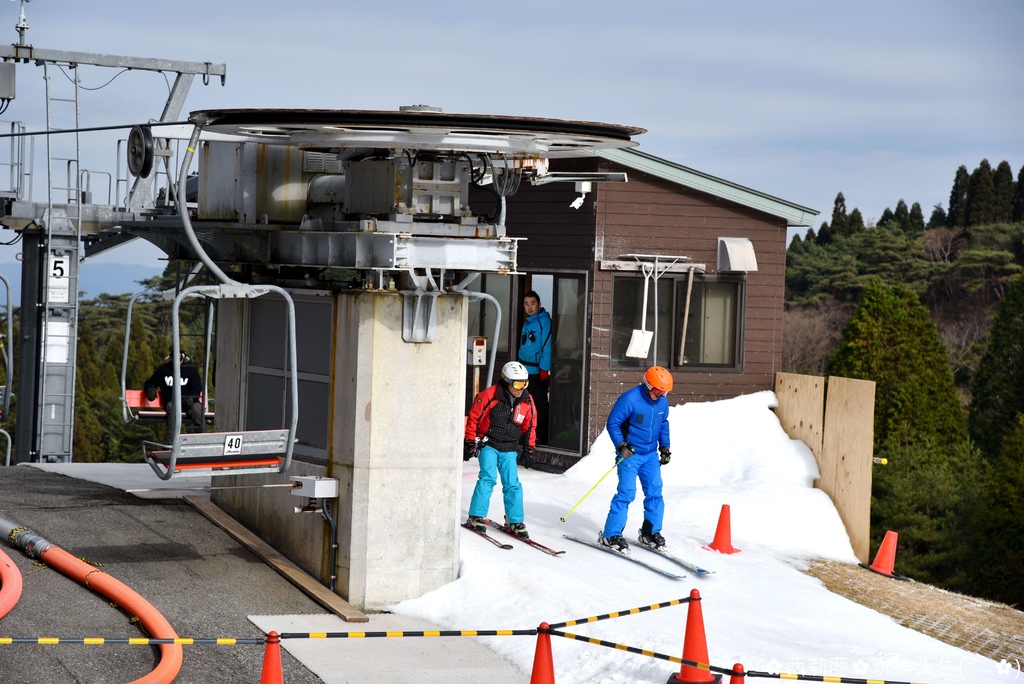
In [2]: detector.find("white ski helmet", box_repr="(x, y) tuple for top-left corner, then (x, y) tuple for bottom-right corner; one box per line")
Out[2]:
(500, 361), (529, 383)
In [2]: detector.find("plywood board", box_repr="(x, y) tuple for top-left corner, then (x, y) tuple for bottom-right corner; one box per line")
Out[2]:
(774, 372), (825, 461)
(820, 377), (876, 564)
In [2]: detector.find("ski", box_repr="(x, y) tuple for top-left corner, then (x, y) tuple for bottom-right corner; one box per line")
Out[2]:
(633, 543), (715, 576)
(562, 535), (684, 579)
(462, 523), (513, 549)
(483, 519), (565, 556)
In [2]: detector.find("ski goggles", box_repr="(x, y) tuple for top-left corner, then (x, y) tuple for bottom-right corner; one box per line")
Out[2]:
(509, 379), (529, 390)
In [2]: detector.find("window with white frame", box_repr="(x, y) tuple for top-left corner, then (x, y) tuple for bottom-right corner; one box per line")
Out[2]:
(610, 274), (743, 370)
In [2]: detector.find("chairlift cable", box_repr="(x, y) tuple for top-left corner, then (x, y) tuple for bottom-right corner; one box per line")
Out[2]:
(0, 120), (191, 139)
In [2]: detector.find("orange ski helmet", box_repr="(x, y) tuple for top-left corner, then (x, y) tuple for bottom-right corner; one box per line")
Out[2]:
(643, 366), (674, 394)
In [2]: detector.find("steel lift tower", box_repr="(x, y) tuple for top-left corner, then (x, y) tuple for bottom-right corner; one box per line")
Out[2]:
(0, 14), (226, 463)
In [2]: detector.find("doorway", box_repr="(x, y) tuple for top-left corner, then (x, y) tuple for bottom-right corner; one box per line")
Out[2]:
(523, 273), (586, 452)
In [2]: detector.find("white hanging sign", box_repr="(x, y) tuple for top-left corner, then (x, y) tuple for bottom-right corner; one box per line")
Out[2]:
(48, 254), (70, 303)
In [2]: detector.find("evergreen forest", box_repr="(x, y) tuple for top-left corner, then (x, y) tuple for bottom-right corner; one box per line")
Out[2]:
(1, 265), (220, 467)
(786, 158), (1024, 608)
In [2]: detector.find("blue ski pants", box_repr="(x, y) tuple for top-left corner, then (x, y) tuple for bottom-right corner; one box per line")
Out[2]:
(602, 449), (664, 538)
(468, 445), (525, 524)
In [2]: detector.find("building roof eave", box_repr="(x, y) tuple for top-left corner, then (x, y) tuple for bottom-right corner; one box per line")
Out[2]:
(591, 148), (819, 227)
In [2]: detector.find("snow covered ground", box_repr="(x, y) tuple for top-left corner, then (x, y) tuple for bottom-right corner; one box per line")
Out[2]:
(392, 391), (1015, 683)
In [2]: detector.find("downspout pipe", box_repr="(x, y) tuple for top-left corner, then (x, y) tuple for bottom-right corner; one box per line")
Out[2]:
(1, 516), (182, 684)
(452, 273), (501, 388)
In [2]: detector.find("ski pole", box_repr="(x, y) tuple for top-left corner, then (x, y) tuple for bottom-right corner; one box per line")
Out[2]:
(559, 458), (623, 523)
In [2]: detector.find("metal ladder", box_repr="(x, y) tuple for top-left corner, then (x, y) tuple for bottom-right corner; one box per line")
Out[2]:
(35, 61), (82, 462)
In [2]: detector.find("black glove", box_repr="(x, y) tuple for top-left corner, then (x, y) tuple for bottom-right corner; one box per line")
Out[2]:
(520, 446), (535, 469)
(145, 386), (158, 402)
(616, 441), (635, 460)
(463, 439), (479, 461)
(659, 446), (671, 466)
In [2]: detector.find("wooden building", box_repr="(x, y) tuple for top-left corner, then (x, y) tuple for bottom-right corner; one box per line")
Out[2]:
(467, 148), (818, 470)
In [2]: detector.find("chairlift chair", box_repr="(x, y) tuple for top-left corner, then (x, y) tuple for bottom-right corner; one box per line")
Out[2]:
(120, 289), (215, 426)
(141, 283), (298, 480)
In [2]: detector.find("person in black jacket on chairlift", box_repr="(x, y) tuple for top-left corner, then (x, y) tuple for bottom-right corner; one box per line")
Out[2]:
(143, 349), (205, 431)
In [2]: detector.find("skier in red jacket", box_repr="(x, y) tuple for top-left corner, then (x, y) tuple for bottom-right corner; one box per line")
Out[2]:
(464, 362), (537, 539)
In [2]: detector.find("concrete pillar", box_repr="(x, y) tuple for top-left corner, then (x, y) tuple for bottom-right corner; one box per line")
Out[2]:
(334, 291), (466, 609)
(213, 290), (467, 611)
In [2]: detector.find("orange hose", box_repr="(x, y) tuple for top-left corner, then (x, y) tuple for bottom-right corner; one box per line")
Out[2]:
(39, 545), (182, 684)
(0, 546), (23, 619)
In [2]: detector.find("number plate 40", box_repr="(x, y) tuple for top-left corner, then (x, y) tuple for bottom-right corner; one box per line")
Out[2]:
(223, 434), (244, 456)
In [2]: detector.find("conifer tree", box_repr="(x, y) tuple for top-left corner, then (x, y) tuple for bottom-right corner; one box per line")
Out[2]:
(970, 415), (1024, 605)
(73, 323), (107, 463)
(847, 208), (865, 234)
(926, 203), (947, 228)
(827, 281), (976, 589)
(969, 275), (1024, 459)
(892, 200), (911, 232)
(947, 165), (970, 227)
(830, 193), (849, 238)
(908, 202), (925, 233)
(965, 159), (997, 228)
(827, 281), (966, 448)
(815, 221), (834, 246)
(992, 160), (1015, 224)
(877, 207), (894, 228)
(1013, 164), (1024, 223)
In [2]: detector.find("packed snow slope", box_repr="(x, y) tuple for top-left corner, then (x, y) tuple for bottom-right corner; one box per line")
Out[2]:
(392, 391), (1009, 683)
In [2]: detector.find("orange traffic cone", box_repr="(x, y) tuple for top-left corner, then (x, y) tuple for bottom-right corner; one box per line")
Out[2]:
(259, 630), (284, 684)
(859, 530), (910, 581)
(530, 622), (555, 684)
(667, 589), (721, 683)
(728, 662), (745, 683)
(703, 504), (740, 554)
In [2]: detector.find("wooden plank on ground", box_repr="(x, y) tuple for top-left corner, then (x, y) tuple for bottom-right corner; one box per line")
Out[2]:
(185, 495), (369, 623)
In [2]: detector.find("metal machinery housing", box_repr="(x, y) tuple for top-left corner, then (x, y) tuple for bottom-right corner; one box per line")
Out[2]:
(1, 31), (644, 465)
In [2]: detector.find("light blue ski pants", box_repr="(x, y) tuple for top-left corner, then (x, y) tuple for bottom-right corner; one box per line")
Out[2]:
(468, 445), (524, 524)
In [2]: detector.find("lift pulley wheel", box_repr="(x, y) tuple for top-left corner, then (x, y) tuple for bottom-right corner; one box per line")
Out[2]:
(127, 124), (155, 178)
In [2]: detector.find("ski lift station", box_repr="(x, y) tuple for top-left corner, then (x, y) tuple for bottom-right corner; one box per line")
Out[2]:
(0, 22), (817, 610)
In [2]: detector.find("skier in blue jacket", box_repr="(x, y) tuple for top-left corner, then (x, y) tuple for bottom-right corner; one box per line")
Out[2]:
(599, 366), (674, 554)
(517, 291), (552, 449)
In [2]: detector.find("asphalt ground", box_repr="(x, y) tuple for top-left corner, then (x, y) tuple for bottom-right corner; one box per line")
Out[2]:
(0, 465), (325, 683)
(0, 464), (528, 684)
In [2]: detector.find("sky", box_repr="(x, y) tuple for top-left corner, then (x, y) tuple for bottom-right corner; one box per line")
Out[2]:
(1, 0), (1022, 273)
(383, 391), (1014, 684)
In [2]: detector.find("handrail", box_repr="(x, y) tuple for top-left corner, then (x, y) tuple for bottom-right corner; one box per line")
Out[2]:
(0, 274), (12, 420)
(120, 290), (156, 425)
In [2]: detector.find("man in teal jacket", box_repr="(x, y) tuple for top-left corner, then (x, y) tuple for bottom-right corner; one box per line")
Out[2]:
(518, 291), (551, 449)
(599, 366), (674, 554)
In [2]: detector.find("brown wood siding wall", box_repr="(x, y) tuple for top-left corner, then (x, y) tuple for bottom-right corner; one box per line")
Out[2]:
(470, 182), (597, 271)
(481, 158), (790, 457)
(587, 168), (789, 451)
